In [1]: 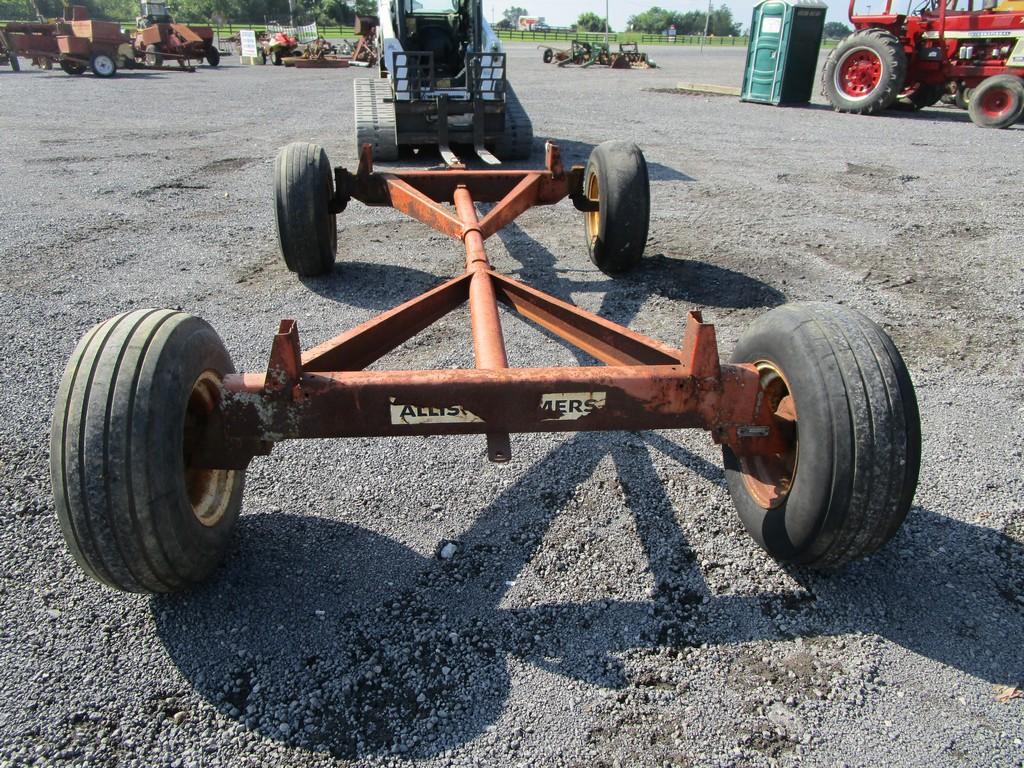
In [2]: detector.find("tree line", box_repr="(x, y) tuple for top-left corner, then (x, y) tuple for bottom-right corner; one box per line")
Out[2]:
(496, 5), (742, 36)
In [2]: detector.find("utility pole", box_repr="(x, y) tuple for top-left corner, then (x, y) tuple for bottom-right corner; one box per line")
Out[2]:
(700, 0), (712, 51)
(605, 0), (609, 48)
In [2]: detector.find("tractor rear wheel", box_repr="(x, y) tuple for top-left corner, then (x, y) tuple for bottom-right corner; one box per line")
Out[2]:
(205, 44), (220, 66)
(274, 142), (338, 277)
(144, 44), (162, 67)
(60, 60), (86, 75)
(583, 141), (650, 275)
(722, 303), (920, 569)
(50, 309), (245, 593)
(821, 29), (906, 115)
(968, 75), (1024, 129)
(90, 52), (117, 78)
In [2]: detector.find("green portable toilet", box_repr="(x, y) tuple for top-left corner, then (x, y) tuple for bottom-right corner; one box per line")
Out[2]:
(741, 0), (827, 105)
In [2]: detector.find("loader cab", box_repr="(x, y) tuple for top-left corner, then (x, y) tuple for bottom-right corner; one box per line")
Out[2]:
(390, 0), (483, 78)
(138, 1), (173, 27)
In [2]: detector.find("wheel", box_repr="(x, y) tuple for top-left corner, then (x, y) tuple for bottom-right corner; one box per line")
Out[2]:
(274, 142), (338, 276)
(204, 44), (220, 66)
(722, 303), (921, 569)
(89, 52), (117, 78)
(954, 86), (972, 111)
(490, 85), (533, 161)
(968, 74), (1024, 129)
(273, 49), (283, 65)
(50, 309), (245, 593)
(894, 82), (945, 110)
(542, 48), (553, 63)
(9, 53), (19, 72)
(821, 29), (907, 114)
(144, 43), (162, 67)
(582, 140), (650, 275)
(59, 60), (86, 75)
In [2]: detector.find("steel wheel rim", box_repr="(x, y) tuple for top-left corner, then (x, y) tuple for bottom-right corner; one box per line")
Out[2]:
(183, 371), (235, 527)
(585, 171), (601, 249)
(93, 55), (114, 75)
(835, 47), (883, 101)
(739, 361), (798, 509)
(980, 87), (1011, 118)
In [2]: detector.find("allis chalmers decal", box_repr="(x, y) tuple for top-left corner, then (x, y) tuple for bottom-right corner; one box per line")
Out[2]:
(539, 392), (608, 421)
(389, 399), (484, 425)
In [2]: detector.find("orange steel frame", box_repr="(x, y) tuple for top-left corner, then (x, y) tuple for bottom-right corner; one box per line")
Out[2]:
(204, 144), (790, 468)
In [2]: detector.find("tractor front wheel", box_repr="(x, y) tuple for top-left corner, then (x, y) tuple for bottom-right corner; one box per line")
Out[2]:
(274, 142), (338, 277)
(50, 309), (245, 593)
(821, 29), (906, 115)
(954, 85), (973, 111)
(968, 75), (1024, 129)
(723, 303), (920, 569)
(583, 141), (650, 275)
(89, 52), (117, 78)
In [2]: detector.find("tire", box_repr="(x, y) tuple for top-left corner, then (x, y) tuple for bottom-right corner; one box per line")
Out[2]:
(273, 49), (283, 66)
(204, 44), (220, 67)
(490, 85), (534, 161)
(894, 82), (945, 111)
(89, 52), (117, 78)
(722, 303), (921, 569)
(968, 74), (1024, 129)
(50, 309), (245, 593)
(821, 29), (906, 114)
(60, 60), (86, 75)
(144, 43), (162, 67)
(542, 48), (553, 63)
(9, 54), (20, 72)
(954, 86), (972, 111)
(582, 140), (650, 275)
(274, 142), (338, 276)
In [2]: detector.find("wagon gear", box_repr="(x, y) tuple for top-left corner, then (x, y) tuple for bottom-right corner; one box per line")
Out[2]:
(51, 140), (922, 593)
(823, 0), (1024, 127)
(133, 1), (218, 66)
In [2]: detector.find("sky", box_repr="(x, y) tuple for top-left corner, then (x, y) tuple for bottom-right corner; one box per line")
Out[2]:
(486, 0), (851, 30)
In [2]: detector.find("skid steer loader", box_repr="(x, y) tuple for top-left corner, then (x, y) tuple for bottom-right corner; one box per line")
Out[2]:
(355, 0), (533, 165)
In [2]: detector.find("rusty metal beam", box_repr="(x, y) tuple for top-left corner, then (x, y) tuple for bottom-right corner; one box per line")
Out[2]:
(491, 272), (683, 366)
(301, 272), (472, 373)
(385, 177), (465, 239)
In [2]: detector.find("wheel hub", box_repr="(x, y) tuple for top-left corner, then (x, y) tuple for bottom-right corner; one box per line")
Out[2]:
(739, 361), (798, 509)
(980, 87), (1010, 117)
(184, 371), (236, 527)
(585, 172), (601, 249)
(837, 48), (882, 99)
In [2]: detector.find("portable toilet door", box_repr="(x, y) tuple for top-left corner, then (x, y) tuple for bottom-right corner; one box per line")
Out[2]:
(741, 0), (827, 105)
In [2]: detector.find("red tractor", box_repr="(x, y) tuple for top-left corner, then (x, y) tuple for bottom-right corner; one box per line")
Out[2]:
(823, 0), (1024, 128)
(134, 1), (219, 66)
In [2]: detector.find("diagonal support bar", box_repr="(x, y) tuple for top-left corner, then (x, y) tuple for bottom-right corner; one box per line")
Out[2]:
(385, 177), (465, 239)
(475, 174), (543, 240)
(302, 272), (472, 373)
(491, 272), (683, 366)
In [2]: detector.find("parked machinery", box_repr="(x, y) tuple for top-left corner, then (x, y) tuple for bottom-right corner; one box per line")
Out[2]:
(823, 0), (1024, 128)
(0, 28), (20, 70)
(3, 6), (136, 77)
(357, 0), (533, 166)
(134, 1), (219, 67)
(258, 24), (301, 65)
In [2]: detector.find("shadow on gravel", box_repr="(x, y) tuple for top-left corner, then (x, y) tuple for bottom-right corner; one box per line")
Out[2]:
(300, 261), (447, 310)
(153, 428), (1024, 760)
(537, 137), (694, 182)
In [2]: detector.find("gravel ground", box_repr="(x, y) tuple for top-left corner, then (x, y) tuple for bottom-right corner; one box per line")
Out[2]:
(1, 43), (1022, 768)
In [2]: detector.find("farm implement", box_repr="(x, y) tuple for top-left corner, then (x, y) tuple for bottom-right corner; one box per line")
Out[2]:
(541, 40), (656, 69)
(824, 0), (1024, 127)
(50, 138), (921, 593)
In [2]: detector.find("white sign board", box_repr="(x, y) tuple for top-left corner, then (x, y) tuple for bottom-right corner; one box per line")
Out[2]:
(240, 29), (257, 58)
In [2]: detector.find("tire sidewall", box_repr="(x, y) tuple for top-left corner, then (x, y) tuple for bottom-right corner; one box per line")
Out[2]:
(969, 76), (1024, 128)
(584, 141), (650, 275)
(722, 309), (842, 563)
(134, 316), (243, 580)
(823, 32), (905, 113)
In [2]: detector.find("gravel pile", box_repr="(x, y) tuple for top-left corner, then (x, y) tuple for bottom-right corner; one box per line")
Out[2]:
(0, 43), (1021, 767)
